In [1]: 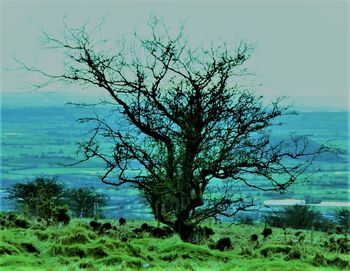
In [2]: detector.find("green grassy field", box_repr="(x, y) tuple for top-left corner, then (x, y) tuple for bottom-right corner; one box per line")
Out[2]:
(0, 214), (349, 271)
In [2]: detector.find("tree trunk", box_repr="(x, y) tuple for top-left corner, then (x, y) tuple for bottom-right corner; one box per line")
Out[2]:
(174, 216), (196, 243)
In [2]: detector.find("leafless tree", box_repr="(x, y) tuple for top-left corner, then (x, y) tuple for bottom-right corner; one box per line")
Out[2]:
(19, 18), (335, 242)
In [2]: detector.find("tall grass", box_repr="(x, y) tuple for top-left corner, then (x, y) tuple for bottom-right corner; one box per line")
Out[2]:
(0, 215), (348, 270)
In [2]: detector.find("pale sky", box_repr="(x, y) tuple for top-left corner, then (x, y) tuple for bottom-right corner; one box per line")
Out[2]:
(0, 0), (349, 110)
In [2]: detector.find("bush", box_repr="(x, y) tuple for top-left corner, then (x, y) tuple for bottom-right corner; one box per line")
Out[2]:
(236, 213), (255, 225)
(54, 206), (70, 225)
(8, 178), (108, 222)
(333, 208), (350, 232)
(264, 204), (327, 230)
(264, 210), (285, 228)
(7, 177), (66, 222)
(67, 187), (108, 218)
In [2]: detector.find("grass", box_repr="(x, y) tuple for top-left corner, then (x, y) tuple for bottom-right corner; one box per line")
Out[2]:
(0, 214), (348, 271)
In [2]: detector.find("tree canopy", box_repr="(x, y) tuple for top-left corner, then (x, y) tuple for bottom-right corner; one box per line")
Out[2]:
(20, 18), (334, 242)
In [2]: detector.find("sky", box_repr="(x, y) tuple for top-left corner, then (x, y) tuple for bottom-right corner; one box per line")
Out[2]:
(0, 0), (349, 110)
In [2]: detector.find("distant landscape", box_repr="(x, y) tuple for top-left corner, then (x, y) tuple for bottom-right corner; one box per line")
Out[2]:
(1, 99), (349, 219)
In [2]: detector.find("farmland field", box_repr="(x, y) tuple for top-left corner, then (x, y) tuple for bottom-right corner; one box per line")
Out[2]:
(1, 105), (349, 219)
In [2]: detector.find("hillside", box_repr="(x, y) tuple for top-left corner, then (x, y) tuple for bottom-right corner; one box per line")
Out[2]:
(1, 212), (349, 271)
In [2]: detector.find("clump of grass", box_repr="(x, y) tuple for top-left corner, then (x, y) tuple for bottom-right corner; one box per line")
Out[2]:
(58, 232), (90, 245)
(328, 256), (349, 269)
(160, 242), (217, 262)
(78, 260), (94, 269)
(0, 255), (45, 271)
(312, 252), (328, 266)
(239, 246), (257, 258)
(260, 245), (292, 257)
(312, 252), (349, 269)
(49, 244), (86, 258)
(126, 243), (143, 258)
(97, 255), (123, 266)
(86, 246), (108, 258)
(34, 231), (49, 241)
(97, 255), (144, 269)
(97, 237), (125, 250)
(20, 243), (40, 254)
(285, 247), (301, 260)
(0, 242), (20, 255)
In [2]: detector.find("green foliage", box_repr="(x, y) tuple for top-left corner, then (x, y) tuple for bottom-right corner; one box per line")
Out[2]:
(264, 204), (328, 230)
(53, 206), (70, 225)
(7, 177), (66, 222)
(283, 205), (326, 230)
(66, 187), (108, 218)
(8, 178), (108, 221)
(333, 208), (350, 232)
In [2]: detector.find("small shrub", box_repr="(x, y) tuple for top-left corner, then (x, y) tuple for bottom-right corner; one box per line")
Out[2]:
(250, 234), (258, 242)
(179, 226), (214, 244)
(101, 222), (112, 232)
(203, 226), (215, 238)
(8, 214), (17, 221)
(89, 220), (101, 231)
(119, 217), (126, 226)
(67, 187), (108, 218)
(54, 206), (70, 225)
(163, 226), (174, 236)
(150, 227), (168, 238)
(7, 177), (66, 222)
(215, 238), (232, 251)
(140, 223), (153, 232)
(333, 208), (350, 232)
(264, 211), (285, 227)
(265, 204), (328, 230)
(262, 228), (272, 239)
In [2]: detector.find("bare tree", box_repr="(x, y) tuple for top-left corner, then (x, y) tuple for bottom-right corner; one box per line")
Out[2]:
(20, 18), (335, 242)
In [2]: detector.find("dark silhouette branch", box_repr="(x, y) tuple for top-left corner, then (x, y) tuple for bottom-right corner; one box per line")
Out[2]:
(17, 17), (341, 242)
